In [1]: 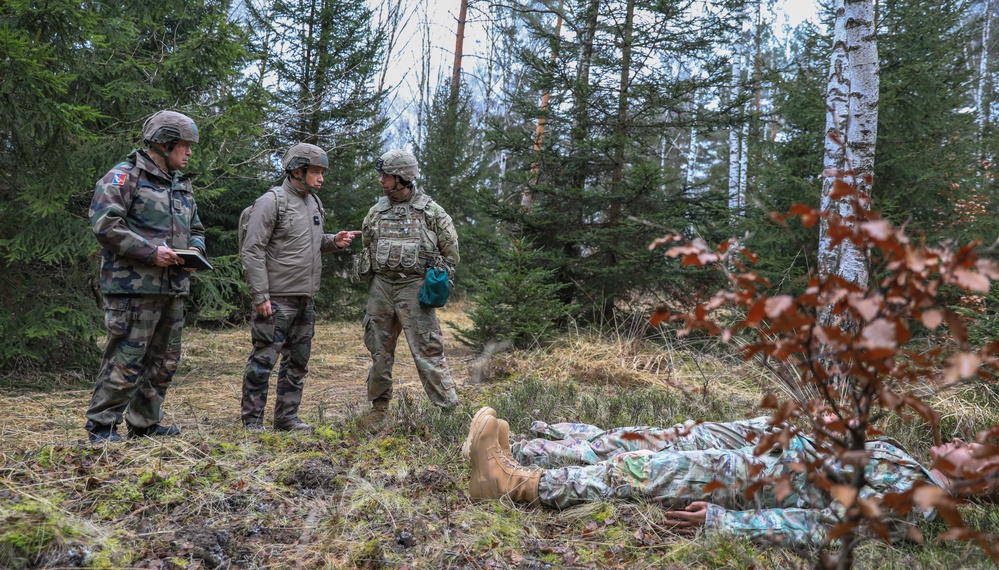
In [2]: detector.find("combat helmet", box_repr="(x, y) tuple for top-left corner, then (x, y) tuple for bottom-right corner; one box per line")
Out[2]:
(142, 110), (199, 145)
(376, 149), (419, 184)
(283, 143), (329, 173)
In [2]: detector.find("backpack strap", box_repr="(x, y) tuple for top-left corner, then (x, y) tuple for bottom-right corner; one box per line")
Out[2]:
(271, 185), (288, 224)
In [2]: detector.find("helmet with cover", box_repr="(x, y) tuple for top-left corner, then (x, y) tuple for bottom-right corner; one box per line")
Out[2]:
(375, 149), (419, 184)
(282, 143), (329, 173)
(142, 110), (200, 145)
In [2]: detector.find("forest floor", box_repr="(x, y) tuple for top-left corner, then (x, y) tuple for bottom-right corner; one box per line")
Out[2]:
(1, 304), (998, 569)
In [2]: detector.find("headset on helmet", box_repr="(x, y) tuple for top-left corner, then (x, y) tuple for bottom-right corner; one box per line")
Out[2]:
(375, 149), (419, 183)
(143, 110), (199, 145)
(283, 143), (329, 173)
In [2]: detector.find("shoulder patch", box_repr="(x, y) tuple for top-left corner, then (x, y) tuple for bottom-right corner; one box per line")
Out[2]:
(111, 172), (127, 185)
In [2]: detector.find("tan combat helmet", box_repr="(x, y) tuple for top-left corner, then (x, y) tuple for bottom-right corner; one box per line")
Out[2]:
(282, 143), (329, 173)
(375, 149), (419, 184)
(142, 110), (200, 145)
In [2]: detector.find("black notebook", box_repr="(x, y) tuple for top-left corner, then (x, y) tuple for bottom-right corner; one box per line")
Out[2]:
(174, 248), (214, 271)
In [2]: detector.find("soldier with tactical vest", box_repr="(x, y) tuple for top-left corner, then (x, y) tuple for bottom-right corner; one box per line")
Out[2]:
(239, 143), (360, 431)
(85, 110), (205, 443)
(355, 149), (460, 428)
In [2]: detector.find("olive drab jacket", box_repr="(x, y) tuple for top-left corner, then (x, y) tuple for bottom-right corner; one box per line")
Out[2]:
(359, 188), (459, 281)
(90, 149), (206, 296)
(240, 178), (345, 306)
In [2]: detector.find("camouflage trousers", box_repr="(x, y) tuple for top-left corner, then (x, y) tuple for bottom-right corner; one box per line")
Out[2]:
(241, 296), (315, 424)
(85, 295), (185, 431)
(536, 439), (821, 512)
(364, 275), (457, 408)
(513, 416), (778, 467)
(525, 417), (800, 510)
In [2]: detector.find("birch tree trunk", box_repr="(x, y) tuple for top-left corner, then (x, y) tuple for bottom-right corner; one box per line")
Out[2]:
(818, 0), (878, 292)
(728, 51), (743, 218)
(978, 0), (994, 159)
(818, 5), (879, 564)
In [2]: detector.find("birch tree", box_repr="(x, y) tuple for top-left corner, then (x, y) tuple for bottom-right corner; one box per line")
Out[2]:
(818, 0), (878, 293)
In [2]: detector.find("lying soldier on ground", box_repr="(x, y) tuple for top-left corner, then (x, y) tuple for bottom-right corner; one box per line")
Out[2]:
(463, 407), (997, 548)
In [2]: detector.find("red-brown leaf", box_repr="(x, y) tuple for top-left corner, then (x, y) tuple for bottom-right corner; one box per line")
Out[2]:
(953, 267), (990, 293)
(830, 179), (855, 199)
(791, 204), (819, 227)
(860, 319), (897, 351)
(942, 352), (982, 385)
(703, 481), (726, 494)
(650, 307), (670, 328)
(920, 309), (944, 330)
(764, 295), (794, 319)
(861, 220), (894, 241)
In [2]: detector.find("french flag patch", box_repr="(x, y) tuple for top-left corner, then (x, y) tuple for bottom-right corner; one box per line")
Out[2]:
(111, 172), (126, 185)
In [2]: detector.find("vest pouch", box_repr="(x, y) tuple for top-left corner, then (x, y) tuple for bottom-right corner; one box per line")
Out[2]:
(351, 249), (372, 284)
(375, 240), (392, 267)
(400, 242), (419, 269)
(419, 267), (450, 308)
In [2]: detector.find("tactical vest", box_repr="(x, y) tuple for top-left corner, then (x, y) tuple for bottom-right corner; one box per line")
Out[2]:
(369, 193), (440, 278)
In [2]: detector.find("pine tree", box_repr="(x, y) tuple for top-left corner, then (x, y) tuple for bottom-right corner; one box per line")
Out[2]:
(253, 0), (388, 316)
(414, 82), (494, 293)
(0, 0), (260, 369)
(487, 0), (737, 321)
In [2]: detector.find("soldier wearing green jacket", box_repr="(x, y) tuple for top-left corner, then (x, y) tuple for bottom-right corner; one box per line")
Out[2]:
(85, 110), (205, 443)
(355, 150), (460, 428)
(465, 408), (996, 549)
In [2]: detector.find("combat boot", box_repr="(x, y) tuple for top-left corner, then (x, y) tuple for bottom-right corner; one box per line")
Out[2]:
(462, 407), (512, 460)
(87, 424), (123, 443)
(469, 416), (540, 505)
(357, 398), (390, 431)
(127, 423), (181, 439)
(274, 417), (313, 432)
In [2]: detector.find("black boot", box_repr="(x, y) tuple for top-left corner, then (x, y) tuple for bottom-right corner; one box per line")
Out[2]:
(128, 423), (181, 438)
(87, 424), (123, 443)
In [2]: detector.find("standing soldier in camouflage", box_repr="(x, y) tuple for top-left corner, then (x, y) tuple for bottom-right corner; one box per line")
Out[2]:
(462, 408), (994, 549)
(85, 110), (205, 443)
(239, 143), (359, 431)
(354, 149), (460, 428)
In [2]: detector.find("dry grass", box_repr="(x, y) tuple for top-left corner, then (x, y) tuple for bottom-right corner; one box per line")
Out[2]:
(0, 306), (997, 569)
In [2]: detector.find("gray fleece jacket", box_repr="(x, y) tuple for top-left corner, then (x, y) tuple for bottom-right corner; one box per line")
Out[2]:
(240, 178), (344, 306)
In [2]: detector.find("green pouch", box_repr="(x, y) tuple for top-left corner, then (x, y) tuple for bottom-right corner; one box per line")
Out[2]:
(419, 267), (450, 308)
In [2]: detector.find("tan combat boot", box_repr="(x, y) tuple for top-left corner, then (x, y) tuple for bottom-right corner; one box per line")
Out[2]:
(462, 407), (495, 459)
(358, 398), (390, 431)
(469, 416), (540, 505)
(462, 407), (514, 460)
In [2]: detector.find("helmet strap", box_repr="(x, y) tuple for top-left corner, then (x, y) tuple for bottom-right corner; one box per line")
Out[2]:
(288, 168), (309, 189)
(148, 142), (176, 175)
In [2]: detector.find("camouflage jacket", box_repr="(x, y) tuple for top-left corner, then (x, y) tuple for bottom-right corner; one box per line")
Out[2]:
(360, 188), (459, 280)
(90, 149), (206, 296)
(534, 418), (942, 549)
(701, 435), (942, 548)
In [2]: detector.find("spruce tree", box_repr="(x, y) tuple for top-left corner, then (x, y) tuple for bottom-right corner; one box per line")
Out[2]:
(0, 0), (261, 369)
(254, 0), (388, 316)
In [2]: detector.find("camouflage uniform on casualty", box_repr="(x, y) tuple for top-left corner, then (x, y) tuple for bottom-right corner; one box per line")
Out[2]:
(359, 149), (459, 417)
(239, 143), (357, 431)
(511, 416), (780, 467)
(523, 418), (942, 548)
(85, 110), (205, 443)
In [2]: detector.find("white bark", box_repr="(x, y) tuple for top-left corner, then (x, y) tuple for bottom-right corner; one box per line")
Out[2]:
(818, 0), (879, 291)
(685, 122), (698, 189)
(978, 0), (994, 152)
(728, 52), (743, 216)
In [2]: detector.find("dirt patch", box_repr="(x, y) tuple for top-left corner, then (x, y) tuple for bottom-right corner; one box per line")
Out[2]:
(166, 525), (231, 569)
(282, 456), (343, 490)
